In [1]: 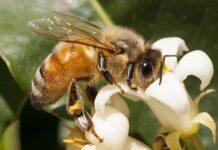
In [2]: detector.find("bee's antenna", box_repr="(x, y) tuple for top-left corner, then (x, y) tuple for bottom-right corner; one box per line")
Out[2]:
(159, 55), (177, 85)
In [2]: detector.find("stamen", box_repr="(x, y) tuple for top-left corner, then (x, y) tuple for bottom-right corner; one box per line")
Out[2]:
(63, 138), (87, 148)
(63, 125), (89, 147)
(163, 64), (171, 73)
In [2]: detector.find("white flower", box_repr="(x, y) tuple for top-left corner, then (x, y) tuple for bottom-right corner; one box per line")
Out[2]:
(84, 106), (150, 150)
(152, 37), (189, 69)
(82, 137), (150, 150)
(145, 73), (215, 149)
(94, 37), (216, 149)
(65, 106), (150, 150)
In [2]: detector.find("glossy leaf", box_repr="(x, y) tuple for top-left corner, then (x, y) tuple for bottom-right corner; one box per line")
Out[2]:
(0, 59), (25, 136)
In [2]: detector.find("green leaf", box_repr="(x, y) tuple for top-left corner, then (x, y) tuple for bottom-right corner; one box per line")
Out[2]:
(0, 120), (20, 150)
(0, 1), (54, 92)
(0, 95), (13, 136)
(0, 59), (25, 135)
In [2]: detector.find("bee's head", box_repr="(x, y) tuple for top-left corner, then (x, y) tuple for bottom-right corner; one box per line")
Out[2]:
(137, 49), (162, 88)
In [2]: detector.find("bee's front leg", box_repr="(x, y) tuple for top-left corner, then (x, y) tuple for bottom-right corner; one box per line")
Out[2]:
(66, 78), (103, 143)
(126, 62), (137, 90)
(98, 51), (124, 94)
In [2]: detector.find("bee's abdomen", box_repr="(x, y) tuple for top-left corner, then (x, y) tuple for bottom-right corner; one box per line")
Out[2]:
(30, 61), (69, 109)
(31, 67), (54, 109)
(30, 42), (97, 109)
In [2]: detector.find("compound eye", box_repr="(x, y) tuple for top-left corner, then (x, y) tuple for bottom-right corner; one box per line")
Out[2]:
(140, 60), (153, 78)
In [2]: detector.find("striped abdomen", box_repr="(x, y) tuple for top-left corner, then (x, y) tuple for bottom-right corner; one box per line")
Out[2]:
(31, 42), (97, 109)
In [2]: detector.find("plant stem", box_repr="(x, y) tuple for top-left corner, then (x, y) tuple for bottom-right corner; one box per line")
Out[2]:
(189, 134), (204, 150)
(89, 0), (114, 25)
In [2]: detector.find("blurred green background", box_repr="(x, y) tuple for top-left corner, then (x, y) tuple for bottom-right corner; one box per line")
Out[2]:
(0, 0), (217, 149)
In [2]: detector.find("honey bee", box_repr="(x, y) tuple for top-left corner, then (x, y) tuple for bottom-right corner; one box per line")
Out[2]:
(28, 10), (174, 143)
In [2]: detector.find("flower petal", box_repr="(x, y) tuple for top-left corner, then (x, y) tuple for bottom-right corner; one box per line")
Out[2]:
(95, 83), (146, 115)
(82, 145), (96, 150)
(145, 73), (189, 114)
(124, 137), (151, 150)
(194, 89), (215, 106)
(144, 73), (195, 131)
(191, 112), (216, 143)
(152, 37), (189, 70)
(165, 132), (182, 150)
(81, 137), (151, 150)
(175, 50), (214, 90)
(94, 85), (119, 115)
(146, 97), (190, 131)
(85, 106), (129, 150)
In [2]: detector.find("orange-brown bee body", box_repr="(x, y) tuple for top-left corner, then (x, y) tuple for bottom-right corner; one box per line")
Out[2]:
(32, 42), (101, 107)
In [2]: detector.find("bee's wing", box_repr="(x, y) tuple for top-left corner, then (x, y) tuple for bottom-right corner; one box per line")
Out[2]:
(27, 10), (115, 53)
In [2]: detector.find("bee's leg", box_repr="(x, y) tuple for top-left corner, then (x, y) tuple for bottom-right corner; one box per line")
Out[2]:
(86, 85), (97, 105)
(126, 62), (137, 90)
(98, 51), (124, 94)
(66, 78), (88, 115)
(76, 109), (103, 143)
(66, 78), (103, 143)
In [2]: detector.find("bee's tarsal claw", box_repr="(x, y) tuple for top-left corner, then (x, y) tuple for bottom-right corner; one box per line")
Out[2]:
(89, 128), (104, 143)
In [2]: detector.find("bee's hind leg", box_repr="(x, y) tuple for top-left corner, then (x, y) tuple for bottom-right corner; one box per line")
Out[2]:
(66, 78), (103, 143)
(66, 78), (86, 115)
